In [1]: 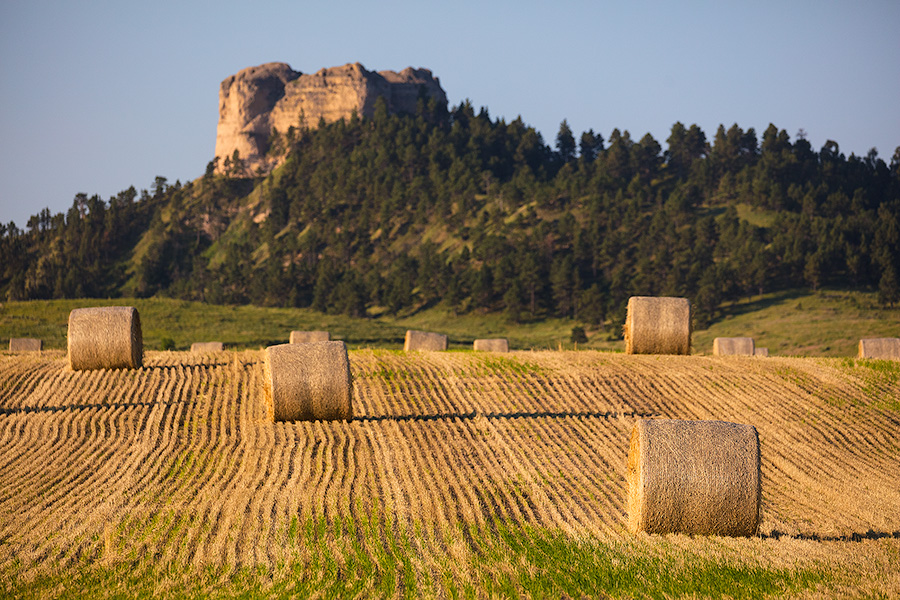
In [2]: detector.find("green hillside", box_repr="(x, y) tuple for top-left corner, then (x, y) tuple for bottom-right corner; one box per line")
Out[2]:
(2, 103), (899, 335)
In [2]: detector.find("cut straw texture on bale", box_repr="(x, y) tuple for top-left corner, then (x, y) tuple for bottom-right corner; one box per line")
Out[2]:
(624, 296), (691, 355)
(67, 307), (142, 370)
(858, 338), (900, 360)
(190, 342), (224, 353)
(627, 418), (761, 537)
(713, 337), (755, 356)
(290, 330), (331, 344)
(754, 347), (769, 357)
(264, 341), (352, 421)
(473, 338), (509, 352)
(404, 330), (448, 352)
(8, 338), (42, 352)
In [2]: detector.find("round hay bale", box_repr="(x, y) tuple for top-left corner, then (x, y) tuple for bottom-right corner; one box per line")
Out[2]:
(264, 341), (352, 421)
(624, 296), (691, 355)
(290, 330), (331, 344)
(190, 342), (224, 353)
(858, 338), (900, 360)
(67, 307), (142, 370)
(713, 337), (755, 356)
(9, 338), (42, 352)
(404, 330), (448, 352)
(754, 347), (769, 357)
(473, 338), (509, 352)
(627, 418), (760, 537)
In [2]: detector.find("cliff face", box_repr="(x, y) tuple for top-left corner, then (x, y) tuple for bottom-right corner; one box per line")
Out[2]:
(214, 62), (446, 176)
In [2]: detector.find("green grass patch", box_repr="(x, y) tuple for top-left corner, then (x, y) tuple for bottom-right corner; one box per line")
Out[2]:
(835, 357), (900, 411)
(2, 288), (897, 356)
(476, 355), (547, 378)
(0, 297), (407, 351)
(486, 524), (824, 599)
(1, 519), (826, 599)
(694, 288), (900, 357)
(851, 358), (900, 382)
(735, 202), (778, 228)
(0, 298), (601, 353)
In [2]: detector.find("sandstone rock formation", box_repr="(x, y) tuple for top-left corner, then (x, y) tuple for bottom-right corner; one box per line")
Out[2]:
(214, 62), (446, 176)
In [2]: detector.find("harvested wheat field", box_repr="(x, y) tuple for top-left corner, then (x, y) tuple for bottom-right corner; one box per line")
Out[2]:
(0, 349), (898, 598)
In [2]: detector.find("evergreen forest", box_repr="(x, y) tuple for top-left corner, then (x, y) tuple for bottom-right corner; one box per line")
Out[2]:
(2, 96), (899, 332)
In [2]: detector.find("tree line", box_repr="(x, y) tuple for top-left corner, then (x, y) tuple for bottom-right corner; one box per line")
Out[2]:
(2, 95), (899, 332)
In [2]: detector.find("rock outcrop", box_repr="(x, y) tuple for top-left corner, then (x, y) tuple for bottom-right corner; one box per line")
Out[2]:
(214, 62), (446, 176)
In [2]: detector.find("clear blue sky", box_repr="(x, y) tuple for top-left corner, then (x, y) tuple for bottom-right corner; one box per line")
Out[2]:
(1, 0), (898, 227)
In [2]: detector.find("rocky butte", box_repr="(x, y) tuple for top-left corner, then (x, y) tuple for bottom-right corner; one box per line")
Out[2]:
(214, 62), (447, 176)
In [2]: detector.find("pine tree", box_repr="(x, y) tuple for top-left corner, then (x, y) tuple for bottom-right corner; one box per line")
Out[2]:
(878, 265), (900, 307)
(550, 255), (574, 317)
(556, 120), (576, 163)
(503, 279), (525, 323)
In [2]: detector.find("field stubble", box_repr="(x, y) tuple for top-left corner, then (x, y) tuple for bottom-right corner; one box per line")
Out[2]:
(0, 349), (898, 598)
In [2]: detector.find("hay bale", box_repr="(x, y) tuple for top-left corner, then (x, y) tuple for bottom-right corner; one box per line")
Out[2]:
(67, 307), (142, 370)
(9, 338), (42, 352)
(713, 337), (755, 356)
(473, 338), (509, 352)
(190, 342), (224, 353)
(627, 418), (760, 537)
(290, 330), (331, 344)
(624, 296), (691, 355)
(754, 347), (769, 357)
(264, 341), (352, 421)
(858, 338), (900, 360)
(404, 330), (448, 352)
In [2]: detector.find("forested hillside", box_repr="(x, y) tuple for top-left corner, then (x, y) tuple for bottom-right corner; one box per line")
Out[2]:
(2, 96), (899, 330)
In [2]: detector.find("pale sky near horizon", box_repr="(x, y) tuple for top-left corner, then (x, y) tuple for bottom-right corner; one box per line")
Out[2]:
(1, 0), (898, 228)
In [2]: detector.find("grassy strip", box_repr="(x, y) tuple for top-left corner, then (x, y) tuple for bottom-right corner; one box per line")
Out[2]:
(0, 297), (407, 351)
(0, 297), (574, 352)
(1, 288), (898, 355)
(1, 519), (825, 599)
(486, 524), (823, 599)
(691, 288), (900, 357)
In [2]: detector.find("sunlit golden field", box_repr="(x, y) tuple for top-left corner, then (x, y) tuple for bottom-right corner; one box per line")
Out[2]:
(1, 349), (898, 598)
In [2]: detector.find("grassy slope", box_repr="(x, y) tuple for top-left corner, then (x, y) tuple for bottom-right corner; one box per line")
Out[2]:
(691, 288), (900, 357)
(1, 288), (898, 355)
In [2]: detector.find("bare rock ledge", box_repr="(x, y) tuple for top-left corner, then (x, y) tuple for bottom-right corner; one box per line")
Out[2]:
(214, 62), (446, 176)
